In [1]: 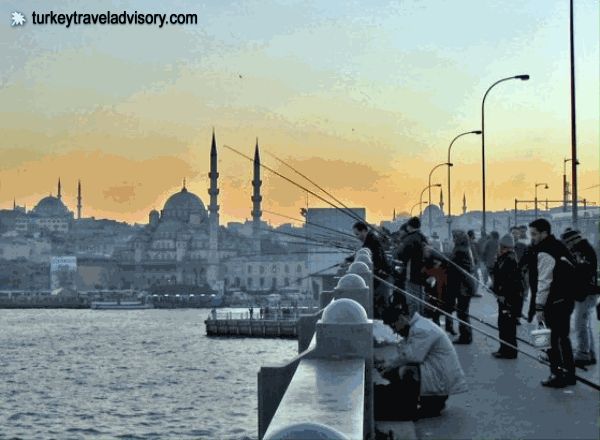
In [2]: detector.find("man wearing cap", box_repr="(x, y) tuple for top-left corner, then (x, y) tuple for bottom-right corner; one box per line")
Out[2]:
(491, 234), (524, 359)
(561, 229), (598, 367)
(395, 217), (427, 316)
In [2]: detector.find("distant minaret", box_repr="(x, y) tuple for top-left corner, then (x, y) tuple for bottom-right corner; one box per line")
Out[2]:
(13, 198), (16, 210)
(251, 138), (262, 252)
(393, 208), (396, 220)
(439, 188), (444, 214)
(462, 193), (467, 215)
(207, 129), (220, 288)
(77, 180), (82, 219)
(57, 178), (62, 200)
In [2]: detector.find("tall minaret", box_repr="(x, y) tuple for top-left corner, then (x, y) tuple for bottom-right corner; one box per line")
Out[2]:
(251, 138), (262, 252)
(13, 198), (16, 210)
(439, 188), (444, 214)
(393, 208), (396, 220)
(57, 178), (62, 200)
(77, 180), (82, 219)
(207, 129), (220, 288)
(462, 193), (467, 215)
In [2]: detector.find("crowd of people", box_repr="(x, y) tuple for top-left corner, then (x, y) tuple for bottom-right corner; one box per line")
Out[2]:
(349, 217), (599, 421)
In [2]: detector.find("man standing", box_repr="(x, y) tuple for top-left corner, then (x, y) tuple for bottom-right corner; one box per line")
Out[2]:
(510, 226), (528, 323)
(482, 231), (500, 285)
(561, 230), (598, 367)
(396, 217), (427, 316)
(530, 219), (576, 388)
(467, 230), (483, 297)
(491, 234), (524, 359)
(375, 305), (467, 421)
(351, 221), (392, 317)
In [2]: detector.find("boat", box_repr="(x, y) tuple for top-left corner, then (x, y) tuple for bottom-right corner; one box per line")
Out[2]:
(90, 300), (154, 310)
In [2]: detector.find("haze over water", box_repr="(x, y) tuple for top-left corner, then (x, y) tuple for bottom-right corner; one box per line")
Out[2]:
(0, 309), (296, 440)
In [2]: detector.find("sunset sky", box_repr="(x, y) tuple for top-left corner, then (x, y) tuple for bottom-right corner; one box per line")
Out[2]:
(1, 0), (598, 226)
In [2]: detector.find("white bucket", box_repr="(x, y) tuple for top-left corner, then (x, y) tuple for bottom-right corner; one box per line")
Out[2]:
(531, 324), (551, 349)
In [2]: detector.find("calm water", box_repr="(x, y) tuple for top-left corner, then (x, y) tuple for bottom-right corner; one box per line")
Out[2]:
(0, 309), (297, 440)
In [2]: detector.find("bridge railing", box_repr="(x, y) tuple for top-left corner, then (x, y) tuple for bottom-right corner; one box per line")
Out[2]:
(258, 249), (375, 440)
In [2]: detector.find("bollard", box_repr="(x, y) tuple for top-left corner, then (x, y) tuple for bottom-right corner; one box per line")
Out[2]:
(354, 253), (373, 271)
(264, 422), (348, 440)
(331, 273), (372, 319)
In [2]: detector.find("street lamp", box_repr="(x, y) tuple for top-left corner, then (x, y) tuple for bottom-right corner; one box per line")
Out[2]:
(420, 183), (442, 218)
(481, 74), (530, 235)
(410, 201), (427, 217)
(447, 130), (482, 239)
(429, 163), (451, 234)
(534, 182), (549, 219)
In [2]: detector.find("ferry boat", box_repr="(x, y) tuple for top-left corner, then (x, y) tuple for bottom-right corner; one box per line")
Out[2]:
(90, 300), (154, 310)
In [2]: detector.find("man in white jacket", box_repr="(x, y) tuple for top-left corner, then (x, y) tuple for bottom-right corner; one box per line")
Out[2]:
(376, 305), (468, 420)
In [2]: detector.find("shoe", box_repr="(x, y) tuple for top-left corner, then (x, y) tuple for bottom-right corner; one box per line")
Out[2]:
(566, 376), (577, 386)
(453, 337), (472, 345)
(492, 351), (517, 359)
(541, 375), (568, 388)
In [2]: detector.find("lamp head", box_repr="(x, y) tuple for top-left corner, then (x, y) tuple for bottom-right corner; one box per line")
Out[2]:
(515, 74), (530, 80)
(472, 130), (482, 135)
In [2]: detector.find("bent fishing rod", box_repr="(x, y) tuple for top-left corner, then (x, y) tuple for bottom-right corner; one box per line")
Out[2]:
(259, 228), (355, 251)
(372, 273), (600, 391)
(263, 209), (357, 239)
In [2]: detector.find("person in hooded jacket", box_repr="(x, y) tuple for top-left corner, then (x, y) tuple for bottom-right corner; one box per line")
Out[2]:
(448, 229), (475, 344)
(396, 217), (427, 316)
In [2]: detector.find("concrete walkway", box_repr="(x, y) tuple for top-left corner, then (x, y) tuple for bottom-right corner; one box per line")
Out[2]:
(415, 289), (599, 440)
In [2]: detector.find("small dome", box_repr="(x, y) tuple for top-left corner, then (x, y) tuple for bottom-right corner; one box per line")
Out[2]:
(335, 273), (368, 290)
(354, 254), (372, 268)
(32, 196), (70, 217)
(264, 423), (348, 440)
(421, 204), (444, 220)
(322, 298), (368, 324)
(348, 261), (371, 275)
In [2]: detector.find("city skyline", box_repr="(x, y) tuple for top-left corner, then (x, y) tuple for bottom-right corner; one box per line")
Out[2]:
(1, 0), (599, 225)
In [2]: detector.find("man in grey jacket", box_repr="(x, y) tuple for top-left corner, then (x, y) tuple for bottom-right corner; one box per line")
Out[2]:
(376, 306), (467, 420)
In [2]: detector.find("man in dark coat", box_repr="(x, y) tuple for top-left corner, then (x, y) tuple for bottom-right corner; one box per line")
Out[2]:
(352, 221), (392, 318)
(491, 234), (524, 359)
(530, 219), (576, 388)
(482, 231), (500, 284)
(448, 230), (474, 344)
(396, 217), (427, 316)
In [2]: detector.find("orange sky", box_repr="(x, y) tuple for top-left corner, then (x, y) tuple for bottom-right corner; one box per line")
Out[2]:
(1, 1), (598, 226)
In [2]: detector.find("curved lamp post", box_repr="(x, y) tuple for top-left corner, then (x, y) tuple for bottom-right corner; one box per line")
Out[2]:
(481, 74), (530, 235)
(420, 183), (441, 218)
(534, 182), (549, 219)
(410, 201), (427, 217)
(429, 163), (451, 234)
(447, 130), (481, 239)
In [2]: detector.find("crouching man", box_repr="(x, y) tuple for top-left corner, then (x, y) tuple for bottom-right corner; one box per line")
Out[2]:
(374, 305), (467, 421)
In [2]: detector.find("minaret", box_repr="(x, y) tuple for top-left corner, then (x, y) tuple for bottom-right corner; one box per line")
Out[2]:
(207, 129), (220, 288)
(439, 188), (444, 214)
(251, 138), (262, 252)
(13, 198), (16, 210)
(462, 193), (467, 215)
(77, 180), (82, 219)
(57, 178), (62, 200)
(393, 208), (396, 220)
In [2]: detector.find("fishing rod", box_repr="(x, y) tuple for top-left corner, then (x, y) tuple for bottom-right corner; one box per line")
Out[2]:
(224, 144), (372, 234)
(263, 209), (357, 239)
(373, 273), (600, 391)
(266, 152), (368, 227)
(259, 228), (355, 251)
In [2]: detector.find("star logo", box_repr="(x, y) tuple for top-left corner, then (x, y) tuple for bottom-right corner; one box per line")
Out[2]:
(11, 11), (26, 26)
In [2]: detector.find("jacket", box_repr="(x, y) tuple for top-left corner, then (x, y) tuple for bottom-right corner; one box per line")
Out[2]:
(492, 251), (524, 312)
(570, 239), (598, 298)
(396, 230), (427, 283)
(394, 313), (468, 396)
(482, 237), (499, 268)
(362, 230), (391, 277)
(534, 235), (576, 311)
(448, 245), (474, 297)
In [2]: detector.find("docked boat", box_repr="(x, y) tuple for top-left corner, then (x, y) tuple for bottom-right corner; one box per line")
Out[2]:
(90, 300), (153, 310)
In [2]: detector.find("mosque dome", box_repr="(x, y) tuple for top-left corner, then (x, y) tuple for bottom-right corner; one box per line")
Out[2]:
(161, 185), (207, 223)
(32, 196), (70, 218)
(421, 204), (444, 220)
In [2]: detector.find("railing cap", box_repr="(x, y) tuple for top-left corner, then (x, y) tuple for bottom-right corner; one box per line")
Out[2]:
(264, 422), (349, 440)
(347, 261), (371, 276)
(335, 273), (367, 290)
(321, 298), (368, 324)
